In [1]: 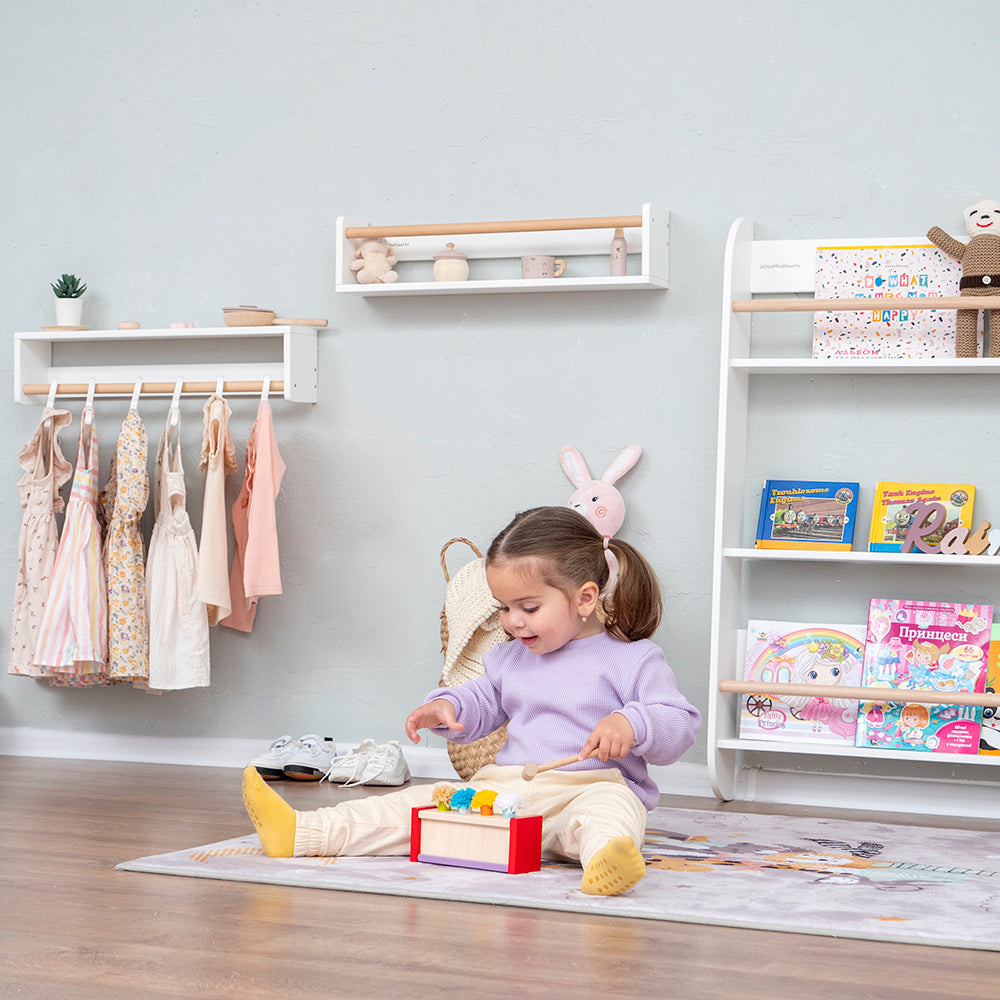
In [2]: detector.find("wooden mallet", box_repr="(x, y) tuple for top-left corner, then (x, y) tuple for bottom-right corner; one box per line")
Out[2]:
(521, 749), (600, 781)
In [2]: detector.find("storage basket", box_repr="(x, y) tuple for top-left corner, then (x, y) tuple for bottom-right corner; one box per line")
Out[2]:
(438, 537), (509, 779)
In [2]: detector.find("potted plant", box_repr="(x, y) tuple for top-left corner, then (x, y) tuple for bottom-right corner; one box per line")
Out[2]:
(51, 273), (87, 327)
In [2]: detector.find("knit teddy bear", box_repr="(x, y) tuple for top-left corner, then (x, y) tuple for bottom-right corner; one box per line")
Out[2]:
(927, 199), (1000, 357)
(349, 239), (399, 284)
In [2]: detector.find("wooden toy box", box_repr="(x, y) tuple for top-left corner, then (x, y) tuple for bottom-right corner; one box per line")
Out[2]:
(410, 806), (543, 874)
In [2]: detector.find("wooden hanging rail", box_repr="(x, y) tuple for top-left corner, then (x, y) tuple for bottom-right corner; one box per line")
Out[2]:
(733, 295), (1000, 314)
(22, 379), (284, 398)
(719, 678), (1000, 708)
(344, 214), (644, 240)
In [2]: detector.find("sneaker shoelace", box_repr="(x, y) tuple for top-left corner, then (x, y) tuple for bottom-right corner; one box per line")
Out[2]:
(322, 742), (374, 784)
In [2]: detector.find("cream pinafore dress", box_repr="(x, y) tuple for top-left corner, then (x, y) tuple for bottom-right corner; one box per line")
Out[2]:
(8, 406), (73, 676)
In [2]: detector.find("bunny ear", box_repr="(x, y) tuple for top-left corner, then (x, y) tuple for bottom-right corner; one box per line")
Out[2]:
(601, 445), (641, 485)
(559, 446), (591, 487)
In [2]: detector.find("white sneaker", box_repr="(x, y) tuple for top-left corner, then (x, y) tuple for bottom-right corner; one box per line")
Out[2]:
(247, 734), (299, 780)
(343, 740), (411, 787)
(283, 735), (338, 781)
(323, 739), (378, 785)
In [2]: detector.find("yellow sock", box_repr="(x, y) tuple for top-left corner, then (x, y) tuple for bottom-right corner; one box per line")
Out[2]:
(581, 835), (646, 896)
(242, 765), (297, 858)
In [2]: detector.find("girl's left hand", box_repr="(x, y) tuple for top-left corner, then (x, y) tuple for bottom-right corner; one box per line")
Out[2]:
(579, 712), (636, 761)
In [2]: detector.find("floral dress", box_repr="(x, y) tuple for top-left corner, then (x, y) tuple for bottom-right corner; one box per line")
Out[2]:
(8, 406), (73, 676)
(100, 407), (150, 682)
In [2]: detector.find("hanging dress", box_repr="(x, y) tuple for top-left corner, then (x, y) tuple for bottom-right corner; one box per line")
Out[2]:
(8, 406), (73, 676)
(100, 406), (150, 682)
(34, 405), (108, 684)
(220, 397), (286, 633)
(145, 399), (210, 690)
(196, 392), (237, 625)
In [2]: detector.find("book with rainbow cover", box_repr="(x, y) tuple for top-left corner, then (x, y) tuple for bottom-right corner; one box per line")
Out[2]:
(739, 620), (866, 745)
(855, 598), (991, 754)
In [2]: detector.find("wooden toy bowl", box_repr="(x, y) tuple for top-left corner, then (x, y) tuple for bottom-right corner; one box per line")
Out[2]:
(223, 306), (327, 327)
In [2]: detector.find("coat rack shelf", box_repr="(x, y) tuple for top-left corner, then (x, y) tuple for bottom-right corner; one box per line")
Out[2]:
(335, 204), (668, 295)
(13, 326), (319, 404)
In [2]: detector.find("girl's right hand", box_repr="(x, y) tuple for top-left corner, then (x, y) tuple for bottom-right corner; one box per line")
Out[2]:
(405, 698), (465, 744)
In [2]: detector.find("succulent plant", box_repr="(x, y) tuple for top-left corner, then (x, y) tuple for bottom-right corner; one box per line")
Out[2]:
(50, 273), (87, 298)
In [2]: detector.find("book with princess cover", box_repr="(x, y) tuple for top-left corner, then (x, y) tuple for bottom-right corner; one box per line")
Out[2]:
(739, 620), (866, 745)
(811, 244), (961, 359)
(981, 624), (1000, 755)
(867, 481), (975, 553)
(755, 479), (859, 550)
(855, 598), (992, 754)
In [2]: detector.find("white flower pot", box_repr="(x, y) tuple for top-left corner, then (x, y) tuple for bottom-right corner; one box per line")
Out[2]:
(54, 297), (83, 327)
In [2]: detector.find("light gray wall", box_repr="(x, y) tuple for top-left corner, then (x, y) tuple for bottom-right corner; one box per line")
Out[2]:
(2, 2), (998, 767)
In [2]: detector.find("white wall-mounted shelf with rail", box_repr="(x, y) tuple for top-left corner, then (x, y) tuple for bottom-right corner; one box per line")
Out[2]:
(13, 326), (319, 404)
(335, 204), (668, 295)
(709, 217), (1000, 819)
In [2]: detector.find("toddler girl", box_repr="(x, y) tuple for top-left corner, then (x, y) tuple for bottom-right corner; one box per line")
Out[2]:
(242, 506), (700, 896)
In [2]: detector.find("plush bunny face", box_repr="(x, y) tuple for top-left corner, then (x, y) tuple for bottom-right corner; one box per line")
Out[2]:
(964, 200), (1000, 238)
(560, 445), (641, 538)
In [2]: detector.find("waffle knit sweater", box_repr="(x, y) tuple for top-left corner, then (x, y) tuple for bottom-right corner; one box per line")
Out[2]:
(426, 630), (701, 810)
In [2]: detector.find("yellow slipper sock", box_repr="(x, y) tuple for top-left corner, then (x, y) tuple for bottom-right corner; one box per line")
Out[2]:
(581, 835), (646, 896)
(242, 765), (297, 858)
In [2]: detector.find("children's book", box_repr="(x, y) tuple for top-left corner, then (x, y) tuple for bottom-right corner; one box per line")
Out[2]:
(867, 481), (975, 553)
(981, 624), (1000, 755)
(855, 598), (991, 754)
(755, 479), (859, 550)
(812, 244), (961, 359)
(739, 620), (866, 745)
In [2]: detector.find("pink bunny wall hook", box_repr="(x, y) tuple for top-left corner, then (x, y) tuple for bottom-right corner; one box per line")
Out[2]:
(559, 445), (641, 539)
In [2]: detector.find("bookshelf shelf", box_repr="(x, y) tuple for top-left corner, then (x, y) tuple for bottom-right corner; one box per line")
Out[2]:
(708, 218), (999, 817)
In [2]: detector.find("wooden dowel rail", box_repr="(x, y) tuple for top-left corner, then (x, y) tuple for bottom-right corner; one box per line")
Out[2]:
(733, 295), (1000, 314)
(23, 379), (284, 397)
(344, 214), (644, 240)
(720, 679), (1000, 708)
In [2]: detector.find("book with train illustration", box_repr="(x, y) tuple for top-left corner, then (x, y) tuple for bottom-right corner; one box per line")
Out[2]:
(755, 479), (860, 551)
(739, 620), (866, 745)
(854, 598), (992, 754)
(867, 481), (975, 553)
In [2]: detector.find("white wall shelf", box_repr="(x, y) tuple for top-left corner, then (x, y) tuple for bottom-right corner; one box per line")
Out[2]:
(335, 204), (668, 295)
(13, 326), (319, 404)
(708, 216), (998, 814)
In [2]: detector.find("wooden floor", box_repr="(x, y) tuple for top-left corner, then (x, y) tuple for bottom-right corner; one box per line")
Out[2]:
(1, 756), (997, 1000)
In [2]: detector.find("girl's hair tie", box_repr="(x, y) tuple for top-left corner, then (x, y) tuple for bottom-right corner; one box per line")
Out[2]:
(602, 536), (619, 593)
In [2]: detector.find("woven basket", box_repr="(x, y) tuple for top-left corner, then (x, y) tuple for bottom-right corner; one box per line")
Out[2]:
(438, 537), (509, 779)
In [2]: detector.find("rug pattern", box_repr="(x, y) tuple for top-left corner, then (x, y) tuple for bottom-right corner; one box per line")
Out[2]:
(117, 806), (1000, 950)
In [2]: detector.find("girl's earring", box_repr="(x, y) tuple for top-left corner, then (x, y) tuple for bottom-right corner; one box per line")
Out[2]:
(580, 615), (588, 623)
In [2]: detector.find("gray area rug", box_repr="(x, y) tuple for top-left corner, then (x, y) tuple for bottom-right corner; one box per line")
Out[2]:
(118, 805), (1000, 950)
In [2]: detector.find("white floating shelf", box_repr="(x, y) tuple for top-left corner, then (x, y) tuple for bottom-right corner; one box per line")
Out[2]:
(335, 204), (668, 295)
(14, 326), (319, 404)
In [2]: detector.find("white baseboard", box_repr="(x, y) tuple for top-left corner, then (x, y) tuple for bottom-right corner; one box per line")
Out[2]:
(2, 727), (995, 819)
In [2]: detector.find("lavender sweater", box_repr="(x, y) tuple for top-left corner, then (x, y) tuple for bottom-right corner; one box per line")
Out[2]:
(426, 631), (701, 810)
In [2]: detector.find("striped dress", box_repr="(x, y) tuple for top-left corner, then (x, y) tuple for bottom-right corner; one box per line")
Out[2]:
(33, 406), (108, 683)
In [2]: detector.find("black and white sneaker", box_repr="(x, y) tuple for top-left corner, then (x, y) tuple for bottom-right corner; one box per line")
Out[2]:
(283, 735), (338, 781)
(247, 734), (300, 780)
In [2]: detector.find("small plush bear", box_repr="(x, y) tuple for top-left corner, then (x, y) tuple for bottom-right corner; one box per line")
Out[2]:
(927, 199), (1000, 357)
(349, 239), (399, 284)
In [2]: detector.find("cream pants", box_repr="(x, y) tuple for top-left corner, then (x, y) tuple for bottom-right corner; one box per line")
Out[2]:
(293, 764), (648, 868)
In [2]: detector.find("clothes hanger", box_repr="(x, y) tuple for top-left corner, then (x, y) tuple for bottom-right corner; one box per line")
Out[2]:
(84, 380), (95, 425)
(130, 379), (143, 411)
(216, 377), (225, 398)
(260, 376), (270, 402)
(46, 379), (58, 409)
(168, 378), (183, 429)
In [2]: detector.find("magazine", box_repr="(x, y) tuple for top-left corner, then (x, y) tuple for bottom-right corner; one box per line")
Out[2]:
(812, 244), (961, 359)
(855, 598), (991, 754)
(740, 620), (866, 745)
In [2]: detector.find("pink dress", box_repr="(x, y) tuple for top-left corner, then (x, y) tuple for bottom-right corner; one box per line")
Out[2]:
(33, 406), (108, 684)
(196, 393), (237, 625)
(100, 408), (150, 682)
(145, 403), (210, 690)
(8, 406), (73, 676)
(220, 399), (285, 632)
